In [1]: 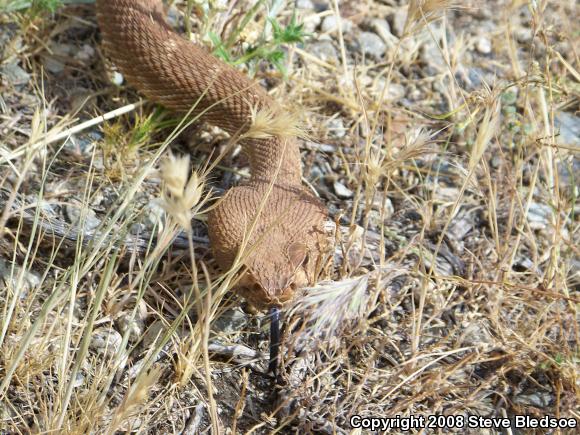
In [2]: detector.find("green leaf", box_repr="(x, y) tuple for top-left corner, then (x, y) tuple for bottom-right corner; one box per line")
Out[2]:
(269, 13), (307, 44)
(208, 31), (232, 63)
(266, 49), (287, 76)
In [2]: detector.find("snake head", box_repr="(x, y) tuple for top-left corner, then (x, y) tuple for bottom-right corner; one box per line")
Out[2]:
(208, 183), (327, 309)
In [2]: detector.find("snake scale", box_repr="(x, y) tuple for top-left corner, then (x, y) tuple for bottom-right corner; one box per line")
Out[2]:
(95, 0), (327, 309)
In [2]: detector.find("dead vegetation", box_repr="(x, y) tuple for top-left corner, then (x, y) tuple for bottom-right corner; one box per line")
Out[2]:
(0, 0), (578, 433)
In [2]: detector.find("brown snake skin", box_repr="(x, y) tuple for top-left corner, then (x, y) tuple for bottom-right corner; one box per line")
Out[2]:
(95, 0), (327, 308)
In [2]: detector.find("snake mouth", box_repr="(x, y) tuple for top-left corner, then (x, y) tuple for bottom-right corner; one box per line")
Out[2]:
(236, 271), (298, 309)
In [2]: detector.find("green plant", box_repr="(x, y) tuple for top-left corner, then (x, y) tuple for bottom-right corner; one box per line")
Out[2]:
(207, 6), (308, 76)
(0, 0), (93, 14)
(0, 0), (60, 13)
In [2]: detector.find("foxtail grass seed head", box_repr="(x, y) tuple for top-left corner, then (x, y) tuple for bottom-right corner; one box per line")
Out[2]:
(159, 152), (191, 198)
(243, 104), (310, 141)
(159, 153), (205, 231)
(403, 0), (454, 37)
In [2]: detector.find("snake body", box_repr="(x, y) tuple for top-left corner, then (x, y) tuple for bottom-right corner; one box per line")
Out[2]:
(95, 0), (326, 308)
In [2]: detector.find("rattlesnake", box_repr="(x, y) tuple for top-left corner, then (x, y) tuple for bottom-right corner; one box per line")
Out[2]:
(95, 0), (327, 309)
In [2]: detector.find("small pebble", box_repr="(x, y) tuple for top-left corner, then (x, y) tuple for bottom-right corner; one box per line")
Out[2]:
(308, 40), (338, 64)
(420, 40), (446, 71)
(357, 31), (387, 59)
(490, 154), (502, 169)
(296, 0), (315, 9)
(65, 203), (101, 232)
(370, 18), (397, 48)
(43, 57), (65, 74)
(142, 200), (166, 232)
(515, 27), (533, 43)
(74, 44), (95, 62)
(211, 308), (248, 335)
(117, 312), (145, 343)
(527, 202), (553, 230)
(109, 70), (124, 86)
(554, 111), (580, 146)
(374, 80), (405, 101)
(333, 181), (353, 198)
(326, 117), (346, 138)
(90, 327), (123, 359)
(476, 36), (492, 54)
(64, 130), (101, 156)
(321, 15), (353, 34)
(390, 7), (408, 37)
(1, 62), (30, 86)
(0, 257), (41, 298)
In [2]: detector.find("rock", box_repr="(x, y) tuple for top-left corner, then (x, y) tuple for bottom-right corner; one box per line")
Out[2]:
(142, 201), (165, 232)
(50, 42), (74, 57)
(142, 321), (167, 348)
(515, 27), (533, 43)
(321, 15), (353, 34)
(73, 43), (95, 62)
(460, 67), (485, 90)
(501, 88), (519, 105)
(490, 153), (502, 169)
(370, 18), (398, 48)
(211, 308), (248, 335)
(476, 36), (492, 54)
(311, 0), (330, 12)
(112, 70), (124, 86)
(72, 372), (85, 388)
(326, 117), (347, 138)
(117, 312), (145, 343)
(43, 57), (65, 74)
(207, 341), (258, 360)
(569, 258), (579, 290)
(333, 180), (353, 198)
(43, 42), (75, 74)
(296, 0), (315, 9)
(308, 40), (339, 64)
(448, 216), (473, 241)
(1, 62), (30, 86)
(557, 157), (579, 191)
(130, 222), (147, 236)
(166, 4), (181, 27)
(0, 257), (41, 299)
(65, 203), (101, 232)
(64, 130), (101, 156)
(432, 186), (461, 202)
(514, 392), (552, 408)
(527, 202), (553, 230)
(374, 79), (405, 101)
(90, 327), (123, 359)
(357, 31), (387, 59)
(513, 256), (536, 272)
(420, 40), (446, 71)
(302, 13), (322, 34)
(554, 111), (580, 146)
(372, 196), (394, 218)
(459, 320), (492, 348)
(390, 7), (408, 37)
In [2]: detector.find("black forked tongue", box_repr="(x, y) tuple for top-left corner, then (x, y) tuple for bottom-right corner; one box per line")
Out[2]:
(268, 307), (281, 375)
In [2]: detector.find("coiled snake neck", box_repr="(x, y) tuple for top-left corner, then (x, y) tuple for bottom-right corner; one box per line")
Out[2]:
(96, 0), (327, 308)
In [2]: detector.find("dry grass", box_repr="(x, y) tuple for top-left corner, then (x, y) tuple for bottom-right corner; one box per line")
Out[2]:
(1, 0), (578, 433)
